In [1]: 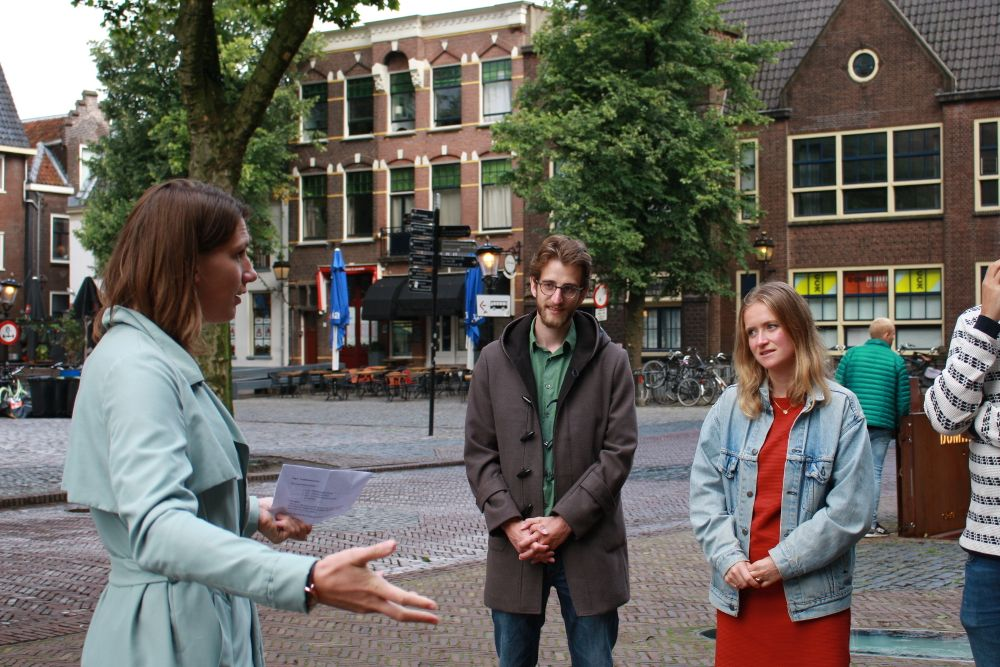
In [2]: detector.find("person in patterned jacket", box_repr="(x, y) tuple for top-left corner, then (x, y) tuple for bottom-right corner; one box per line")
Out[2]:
(925, 259), (1000, 667)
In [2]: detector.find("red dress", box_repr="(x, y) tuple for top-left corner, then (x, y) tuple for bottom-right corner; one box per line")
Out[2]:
(715, 399), (850, 667)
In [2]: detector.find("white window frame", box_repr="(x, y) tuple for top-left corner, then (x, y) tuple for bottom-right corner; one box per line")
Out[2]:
(0, 155), (6, 193)
(250, 292), (273, 358)
(848, 49), (879, 83)
(789, 264), (944, 350)
(480, 57), (513, 124)
(432, 64), (462, 128)
(432, 162), (462, 227)
(787, 123), (943, 221)
(387, 71), (416, 134)
(299, 81), (329, 143)
(344, 76), (375, 138)
(50, 214), (70, 264)
(343, 170), (375, 241)
(480, 158), (512, 231)
(0, 231), (5, 270)
(974, 118), (1000, 212)
(388, 166), (415, 234)
(49, 291), (71, 317)
(738, 140), (758, 223)
(298, 174), (328, 244)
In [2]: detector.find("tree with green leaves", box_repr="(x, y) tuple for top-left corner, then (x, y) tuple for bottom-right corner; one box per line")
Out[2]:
(492, 0), (782, 366)
(76, 0), (395, 407)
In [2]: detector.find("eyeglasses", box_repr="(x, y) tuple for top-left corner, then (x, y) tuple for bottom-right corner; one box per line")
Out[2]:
(536, 280), (584, 299)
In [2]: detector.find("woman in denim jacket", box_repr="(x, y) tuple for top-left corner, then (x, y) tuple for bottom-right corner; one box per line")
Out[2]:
(690, 282), (873, 666)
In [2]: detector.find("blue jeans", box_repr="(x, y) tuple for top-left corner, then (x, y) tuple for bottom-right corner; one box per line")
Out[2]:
(492, 557), (619, 667)
(962, 551), (1000, 667)
(868, 427), (894, 528)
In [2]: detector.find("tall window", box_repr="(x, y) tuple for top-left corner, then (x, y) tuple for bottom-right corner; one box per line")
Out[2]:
(0, 232), (5, 270)
(301, 82), (327, 140)
(643, 307), (681, 350)
(481, 159), (512, 230)
(390, 167), (415, 233)
(0, 155), (5, 193)
(895, 268), (941, 321)
(482, 59), (512, 122)
(843, 270), (888, 321)
(252, 293), (272, 357)
(346, 77), (374, 136)
(738, 141), (758, 222)
(301, 175), (327, 240)
(976, 119), (999, 210)
(790, 126), (941, 219)
(793, 271), (838, 348)
(391, 321), (413, 358)
(79, 145), (94, 191)
(51, 215), (70, 262)
(433, 65), (462, 126)
(389, 72), (415, 132)
(346, 171), (373, 238)
(432, 163), (461, 227)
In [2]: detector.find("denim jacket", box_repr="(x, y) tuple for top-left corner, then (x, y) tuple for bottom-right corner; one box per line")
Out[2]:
(689, 381), (873, 621)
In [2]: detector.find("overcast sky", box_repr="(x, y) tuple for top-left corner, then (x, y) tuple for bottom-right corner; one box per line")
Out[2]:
(0, 0), (509, 121)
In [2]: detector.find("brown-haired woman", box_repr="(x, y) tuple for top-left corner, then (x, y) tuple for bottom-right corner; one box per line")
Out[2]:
(690, 281), (873, 666)
(63, 179), (437, 666)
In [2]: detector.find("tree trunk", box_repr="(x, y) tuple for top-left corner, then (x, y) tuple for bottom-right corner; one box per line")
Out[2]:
(623, 286), (646, 371)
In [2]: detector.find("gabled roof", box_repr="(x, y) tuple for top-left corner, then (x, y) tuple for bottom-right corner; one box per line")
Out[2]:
(720, 0), (1000, 109)
(23, 116), (66, 146)
(0, 63), (30, 148)
(28, 143), (71, 190)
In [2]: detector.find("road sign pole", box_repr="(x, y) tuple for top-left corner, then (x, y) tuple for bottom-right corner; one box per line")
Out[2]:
(428, 201), (440, 436)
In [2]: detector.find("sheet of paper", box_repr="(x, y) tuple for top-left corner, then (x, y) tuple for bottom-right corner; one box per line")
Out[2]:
(270, 465), (373, 525)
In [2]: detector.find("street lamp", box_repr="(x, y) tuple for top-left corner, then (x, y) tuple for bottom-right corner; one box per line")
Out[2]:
(271, 258), (290, 365)
(0, 278), (20, 317)
(752, 231), (776, 279)
(475, 240), (502, 292)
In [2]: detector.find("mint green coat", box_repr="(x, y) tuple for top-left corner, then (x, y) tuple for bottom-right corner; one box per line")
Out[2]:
(63, 307), (315, 666)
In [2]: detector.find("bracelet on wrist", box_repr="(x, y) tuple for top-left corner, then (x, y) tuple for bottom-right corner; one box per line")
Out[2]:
(304, 562), (318, 611)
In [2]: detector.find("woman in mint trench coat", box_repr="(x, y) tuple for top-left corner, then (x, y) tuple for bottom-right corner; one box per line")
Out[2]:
(62, 180), (437, 666)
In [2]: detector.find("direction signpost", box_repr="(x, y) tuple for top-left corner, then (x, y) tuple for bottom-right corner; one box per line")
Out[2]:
(405, 209), (477, 435)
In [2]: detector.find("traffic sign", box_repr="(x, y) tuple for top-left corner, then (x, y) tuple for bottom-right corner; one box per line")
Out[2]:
(438, 225), (471, 238)
(0, 320), (19, 346)
(476, 294), (512, 317)
(593, 283), (609, 308)
(408, 279), (432, 292)
(410, 222), (435, 235)
(439, 256), (479, 268)
(407, 208), (434, 221)
(440, 239), (477, 254)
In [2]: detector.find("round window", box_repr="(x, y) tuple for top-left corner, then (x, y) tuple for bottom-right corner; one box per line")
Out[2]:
(849, 49), (878, 83)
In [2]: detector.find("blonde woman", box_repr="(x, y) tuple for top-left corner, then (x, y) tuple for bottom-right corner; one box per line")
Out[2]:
(690, 282), (873, 666)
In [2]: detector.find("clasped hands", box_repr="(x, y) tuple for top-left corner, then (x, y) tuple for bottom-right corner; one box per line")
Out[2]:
(503, 515), (571, 564)
(724, 556), (782, 590)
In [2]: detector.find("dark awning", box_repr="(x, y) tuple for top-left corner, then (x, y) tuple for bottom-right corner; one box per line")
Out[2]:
(361, 273), (466, 320)
(396, 273), (466, 318)
(361, 275), (405, 320)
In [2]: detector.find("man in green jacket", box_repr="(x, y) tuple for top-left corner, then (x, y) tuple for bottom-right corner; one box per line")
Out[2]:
(835, 317), (910, 536)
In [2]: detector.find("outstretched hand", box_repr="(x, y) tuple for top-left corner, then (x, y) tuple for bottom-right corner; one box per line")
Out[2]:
(312, 540), (439, 624)
(257, 497), (312, 544)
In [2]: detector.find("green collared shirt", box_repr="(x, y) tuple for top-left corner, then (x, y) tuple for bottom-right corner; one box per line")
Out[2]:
(529, 316), (576, 516)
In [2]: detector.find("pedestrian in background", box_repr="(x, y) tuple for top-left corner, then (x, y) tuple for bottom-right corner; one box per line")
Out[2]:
(464, 235), (637, 667)
(62, 179), (437, 666)
(835, 317), (910, 537)
(690, 282), (873, 667)
(925, 259), (1000, 667)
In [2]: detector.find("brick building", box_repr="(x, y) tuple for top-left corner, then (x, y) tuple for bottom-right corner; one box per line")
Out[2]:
(686, 0), (1000, 358)
(283, 2), (547, 368)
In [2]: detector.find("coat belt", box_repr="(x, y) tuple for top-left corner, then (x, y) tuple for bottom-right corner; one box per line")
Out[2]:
(108, 555), (171, 586)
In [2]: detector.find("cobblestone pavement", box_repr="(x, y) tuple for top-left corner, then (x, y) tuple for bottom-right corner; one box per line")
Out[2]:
(0, 397), (971, 665)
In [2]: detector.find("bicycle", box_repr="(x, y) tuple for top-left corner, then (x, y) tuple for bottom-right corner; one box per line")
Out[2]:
(0, 365), (31, 419)
(898, 343), (943, 389)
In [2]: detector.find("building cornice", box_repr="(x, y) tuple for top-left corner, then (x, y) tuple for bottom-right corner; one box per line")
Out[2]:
(0, 145), (36, 156)
(320, 2), (533, 52)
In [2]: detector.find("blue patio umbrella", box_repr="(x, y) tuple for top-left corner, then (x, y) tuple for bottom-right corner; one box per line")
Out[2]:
(329, 248), (350, 366)
(464, 265), (486, 347)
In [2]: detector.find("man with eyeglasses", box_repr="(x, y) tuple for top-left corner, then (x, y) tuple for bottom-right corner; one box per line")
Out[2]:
(465, 235), (638, 666)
